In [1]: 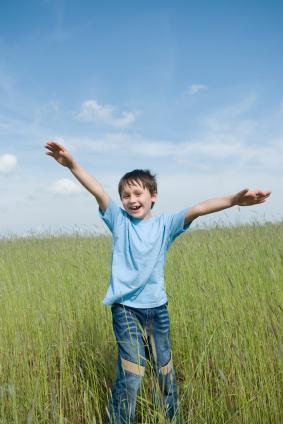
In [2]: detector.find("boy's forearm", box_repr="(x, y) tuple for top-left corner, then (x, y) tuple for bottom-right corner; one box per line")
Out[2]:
(69, 161), (109, 210)
(185, 188), (270, 224)
(187, 195), (235, 221)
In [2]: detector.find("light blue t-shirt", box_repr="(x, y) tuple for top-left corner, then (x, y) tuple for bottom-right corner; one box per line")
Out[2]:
(99, 199), (191, 308)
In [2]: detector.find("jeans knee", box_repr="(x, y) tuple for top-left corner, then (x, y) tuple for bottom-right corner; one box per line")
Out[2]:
(121, 358), (144, 392)
(158, 356), (178, 397)
(121, 357), (145, 377)
(110, 358), (144, 423)
(160, 355), (173, 376)
(113, 357), (145, 395)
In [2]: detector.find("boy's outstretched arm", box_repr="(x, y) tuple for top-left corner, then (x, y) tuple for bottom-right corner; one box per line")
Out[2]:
(45, 141), (109, 211)
(185, 188), (271, 225)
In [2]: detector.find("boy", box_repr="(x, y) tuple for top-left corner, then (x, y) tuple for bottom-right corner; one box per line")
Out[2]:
(45, 140), (271, 423)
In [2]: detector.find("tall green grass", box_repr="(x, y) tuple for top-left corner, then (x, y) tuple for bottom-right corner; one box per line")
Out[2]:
(0, 222), (282, 423)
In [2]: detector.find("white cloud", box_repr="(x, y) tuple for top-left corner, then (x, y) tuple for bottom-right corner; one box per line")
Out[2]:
(204, 95), (257, 124)
(186, 84), (208, 96)
(69, 133), (177, 157)
(65, 127), (283, 173)
(1, 93), (282, 237)
(75, 99), (138, 128)
(0, 154), (18, 174)
(49, 178), (82, 194)
(280, 101), (283, 109)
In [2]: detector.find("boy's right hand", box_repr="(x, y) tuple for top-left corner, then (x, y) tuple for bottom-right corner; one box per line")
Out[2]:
(45, 141), (75, 169)
(45, 140), (109, 210)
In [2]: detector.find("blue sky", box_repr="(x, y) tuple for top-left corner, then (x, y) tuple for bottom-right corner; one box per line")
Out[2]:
(0, 0), (282, 236)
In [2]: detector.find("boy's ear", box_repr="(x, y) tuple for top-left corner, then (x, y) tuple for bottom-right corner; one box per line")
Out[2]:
(151, 191), (158, 201)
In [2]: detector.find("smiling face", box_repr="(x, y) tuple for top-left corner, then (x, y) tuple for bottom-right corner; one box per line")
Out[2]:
(121, 179), (157, 220)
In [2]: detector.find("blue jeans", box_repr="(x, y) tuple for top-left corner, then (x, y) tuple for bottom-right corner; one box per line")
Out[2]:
(109, 302), (180, 423)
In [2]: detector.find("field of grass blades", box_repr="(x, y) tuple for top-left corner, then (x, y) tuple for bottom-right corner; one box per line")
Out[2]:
(0, 222), (282, 423)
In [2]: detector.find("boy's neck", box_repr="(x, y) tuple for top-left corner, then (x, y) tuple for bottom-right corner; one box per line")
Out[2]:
(130, 210), (153, 221)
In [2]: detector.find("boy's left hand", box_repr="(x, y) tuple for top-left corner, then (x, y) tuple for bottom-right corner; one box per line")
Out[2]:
(233, 188), (271, 206)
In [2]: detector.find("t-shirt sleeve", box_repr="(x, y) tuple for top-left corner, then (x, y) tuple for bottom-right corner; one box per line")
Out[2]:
(99, 198), (121, 233)
(166, 208), (192, 248)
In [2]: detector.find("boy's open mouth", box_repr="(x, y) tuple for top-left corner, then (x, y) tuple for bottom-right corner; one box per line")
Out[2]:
(129, 205), (141, 211)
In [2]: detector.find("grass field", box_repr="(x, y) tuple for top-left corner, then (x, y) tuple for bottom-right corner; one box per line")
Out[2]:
(0, 222), (282, 423)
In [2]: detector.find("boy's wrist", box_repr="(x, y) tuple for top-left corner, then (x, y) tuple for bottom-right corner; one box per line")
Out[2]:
(69, 159), (78, 172)
(230, 194), (238, 207)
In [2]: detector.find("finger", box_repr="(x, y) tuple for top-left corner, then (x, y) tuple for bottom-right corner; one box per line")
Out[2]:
(256, 194), (267, 200)
(45, 142), (58, 151)
(46, 140), (64, 150)
(52, 141), (65, 150)
(237, 188), (250, 198)
(259, 193), (271, 201)
(256, 190), (271, 197)
(45, 144), (55, 152)
(45, 141), (57, 148)
(256, 191), (266, 198)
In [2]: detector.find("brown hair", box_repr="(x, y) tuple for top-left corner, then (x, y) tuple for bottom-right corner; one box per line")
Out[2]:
(118, 169), (157, 209)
